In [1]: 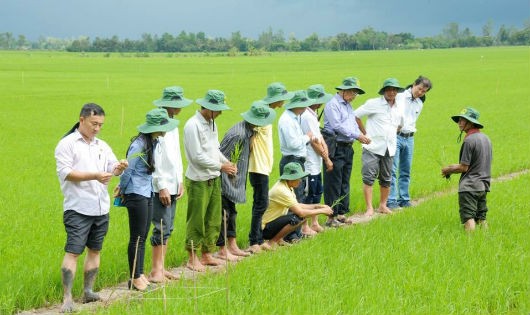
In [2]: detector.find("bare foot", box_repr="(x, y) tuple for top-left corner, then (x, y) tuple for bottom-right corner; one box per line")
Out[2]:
(148, 271), (166, 283)
(228, 246), (251, 257)
(201, 253), (227, 266)
(140, 274), (151, 286)
(311, 224), (324, 233)
(246, 244), (261, 254)
(302, 226), (317, 236)
(260, 242), (273, 251)
(364, 209), (375, 217)
(186, 259), (206, 272)
(83, 290), (101, 303)
(60, 297), (75, 313)
(164, 270), (180, 280)
(215, 250), (242, 262)
(377, 206), (393, 215)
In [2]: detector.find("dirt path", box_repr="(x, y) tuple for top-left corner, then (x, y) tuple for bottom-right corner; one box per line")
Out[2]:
(18, 169), (529, 314)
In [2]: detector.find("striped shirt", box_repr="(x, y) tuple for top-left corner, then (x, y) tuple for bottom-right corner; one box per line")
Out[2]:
(220, 121), (254, 204)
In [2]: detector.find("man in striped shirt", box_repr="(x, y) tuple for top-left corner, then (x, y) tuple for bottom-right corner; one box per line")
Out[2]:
(216, 101), (276, 260)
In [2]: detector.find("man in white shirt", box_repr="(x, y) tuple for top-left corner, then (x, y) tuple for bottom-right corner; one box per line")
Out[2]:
(149, 86), (192, 282)
(300, 84), (333, 233)
(354, 78), (404, 217)
(387, 76), (432, 209)
(183, 90), (237, 272)
(55, 103), (128, 312)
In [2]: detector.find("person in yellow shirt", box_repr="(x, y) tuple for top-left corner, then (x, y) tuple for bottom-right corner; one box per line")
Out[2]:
(262, 162), (333, 247)
(247, 82), (293, 253)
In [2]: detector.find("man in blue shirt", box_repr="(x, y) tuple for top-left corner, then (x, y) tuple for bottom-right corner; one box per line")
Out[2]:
(322, 77), (370, 226)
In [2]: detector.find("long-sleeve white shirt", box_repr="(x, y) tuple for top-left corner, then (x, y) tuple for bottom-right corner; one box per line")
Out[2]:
(152, 127), (183, 194)
(355, 96), (403, 157)
(278, 109), (309, 157)
(55, 129), (118, 216)
(183, 111), (229, 181)
(396, 88), (423, 134)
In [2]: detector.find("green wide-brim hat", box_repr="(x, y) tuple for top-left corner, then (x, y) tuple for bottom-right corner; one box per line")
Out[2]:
(280, 162), (309, 180)
(241, 100), (276, 126)
(196, 89), (231, 111)
(451, 107), (484, 128)
(335, 77), (365, 94)
(137, 108), (179, 134)
(378, 78), (405, 95)
(307, 84), (333, 105)
(153, 86), (193, 108)
(284, 90), (313, 110)
(263, 82), (295, 104)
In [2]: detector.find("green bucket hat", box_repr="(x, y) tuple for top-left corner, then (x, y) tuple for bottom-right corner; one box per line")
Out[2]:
(196, 90), (231, 111)
(241, 100), (276, 126)
(307, 84), (333, 105)
(137, 108), (179, 134)
(378, 78), (405, 95)
(280, 162), (310, 180)
(263, 82), (295, 104)
(153, 86), (193, 108)
(335, 77), (365, 94)
(451, 107), (484, 128)
(284, 90), (313, 110)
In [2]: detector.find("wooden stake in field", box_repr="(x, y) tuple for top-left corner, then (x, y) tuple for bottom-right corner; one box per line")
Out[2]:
(161, 219), (167, 313)
(222, 209), (230, 313)
(130, 236), (140, 290)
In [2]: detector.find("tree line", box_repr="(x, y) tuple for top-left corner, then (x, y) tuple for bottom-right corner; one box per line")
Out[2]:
(1, 21), (529, 53)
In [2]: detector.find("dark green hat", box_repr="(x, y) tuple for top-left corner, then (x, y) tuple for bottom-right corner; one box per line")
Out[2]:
(335, 77), (365, 94)
(196, 90), (231, 111)
(241, 100), (276, 126)
(284, 90), (313, 110)
(451, 107), (484, 129)
(153, 86), (193, 108)
(263, 82), (295, 104)
(307, 84), (333, 105)
(280, 162), (309, 180)
(378, 78), (405, 95)
(137, 108), (179, 134)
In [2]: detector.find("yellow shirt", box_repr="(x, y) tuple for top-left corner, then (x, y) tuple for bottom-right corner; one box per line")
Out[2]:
(262, 181), (298, 229)
(248, 124), (273, 175)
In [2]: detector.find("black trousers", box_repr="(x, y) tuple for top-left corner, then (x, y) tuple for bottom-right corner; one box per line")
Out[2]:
(323, 145), (354, 216)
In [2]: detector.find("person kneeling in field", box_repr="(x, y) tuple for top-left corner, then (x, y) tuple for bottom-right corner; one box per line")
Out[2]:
(261, 162), (333, 247)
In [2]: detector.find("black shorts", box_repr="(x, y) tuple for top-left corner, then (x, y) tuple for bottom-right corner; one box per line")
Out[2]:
(262, 213), (303, 240)
(63, 210), (109, 254)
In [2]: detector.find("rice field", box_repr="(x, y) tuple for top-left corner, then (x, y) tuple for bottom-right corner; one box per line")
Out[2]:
(0, 47), (529, 314)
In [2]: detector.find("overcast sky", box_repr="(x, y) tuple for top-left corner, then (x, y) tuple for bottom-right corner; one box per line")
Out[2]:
(1, 0), (528, 40)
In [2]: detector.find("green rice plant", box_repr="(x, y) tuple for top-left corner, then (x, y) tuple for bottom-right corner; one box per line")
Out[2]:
(230, 140), (243, 164)
(330, 194), (347, 209)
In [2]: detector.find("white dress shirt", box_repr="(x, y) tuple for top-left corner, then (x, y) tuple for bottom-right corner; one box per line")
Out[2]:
(355, 96), (403, 156)
(396, 88), (423, 134)
(278, 109), (309, 157)
(152, 127), (183, 194)
(55, 129), (118, 216)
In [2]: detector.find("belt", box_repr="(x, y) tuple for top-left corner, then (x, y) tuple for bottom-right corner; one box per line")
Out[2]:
(336, 141), (353, 147)
(397, 131), (414, 138)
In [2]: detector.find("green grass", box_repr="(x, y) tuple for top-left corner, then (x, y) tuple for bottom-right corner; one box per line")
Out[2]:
(0, 47), (529, 314)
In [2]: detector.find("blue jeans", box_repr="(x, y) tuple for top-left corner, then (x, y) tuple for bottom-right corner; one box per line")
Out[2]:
(248, 172), (269, 246)
(389, 135), (414, 206)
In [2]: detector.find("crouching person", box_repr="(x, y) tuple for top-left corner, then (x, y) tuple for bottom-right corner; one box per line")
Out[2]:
(261, 162), (333, 247)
